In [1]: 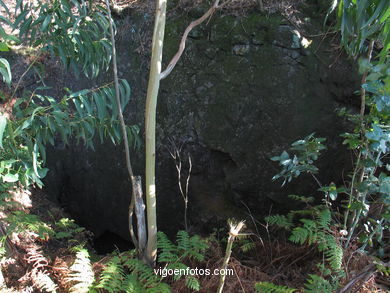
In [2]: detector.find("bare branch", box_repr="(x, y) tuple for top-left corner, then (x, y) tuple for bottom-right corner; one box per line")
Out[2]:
(160, 0), (221, 80)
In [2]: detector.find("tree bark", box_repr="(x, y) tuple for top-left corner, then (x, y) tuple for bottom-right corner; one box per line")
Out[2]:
(144, 0), (167, 265)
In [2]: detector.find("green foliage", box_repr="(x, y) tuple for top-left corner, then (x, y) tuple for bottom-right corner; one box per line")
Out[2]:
(304, 274), (335, 293)
(156, 230), (208, 291)
(122, 257), (171, 293)
(95, 256), (126, 293)
(95, 250), (171, 293)
(0, 79), (136, 188)
(54, 218), (85, 239)
(68, 248), (95, 293)
(157, 230), (208, 263)
(329, 0), (390, 60)
(0, 58), (11, 86)
(267, 205), (343, 293)
(271, 133), (326, 186)
(6, 211), (53, 240)
(288, 208), (343, 271)
(255, 282), (296, 293)
(0, 2), (15, 87)
(340, 60), (390, 251)
(0, 5), (146, 293)
(236, 235), (256, 253)
(95, 232), (206, 293)
(13, 0), (113, 78)
(0, 115), (6, 148)
(185, 276), (201, 291)
(265, 214), (293, 229)
(288, 194), (315, 204)
(375, 260), (390, 276)
(327, 0), (390, 252)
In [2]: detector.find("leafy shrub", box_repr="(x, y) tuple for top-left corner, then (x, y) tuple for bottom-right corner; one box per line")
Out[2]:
(12, 0), (113, 78)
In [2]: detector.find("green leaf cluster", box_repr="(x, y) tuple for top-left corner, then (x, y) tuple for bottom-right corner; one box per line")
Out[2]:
(267, 206), (343, 271)
(156, 231), (208, 291)
(330, 0), (389, 60)
(0, 79), (138, 188)
(13, 0), (113, 78)
(54, 218), (85, 239)
(271, 133), (326, 186)
(94, 252), (171, 293)
(5, 211), (53, 240)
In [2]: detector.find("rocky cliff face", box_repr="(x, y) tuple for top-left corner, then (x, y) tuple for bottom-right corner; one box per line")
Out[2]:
(44, 4), (360, 241)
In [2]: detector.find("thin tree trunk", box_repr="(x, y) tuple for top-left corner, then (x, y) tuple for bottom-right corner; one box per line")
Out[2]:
(144, 0), (221, 265)
(144, 0), (167, 265)
(133, 175), (147, 254)
(104, 0), (146, 253)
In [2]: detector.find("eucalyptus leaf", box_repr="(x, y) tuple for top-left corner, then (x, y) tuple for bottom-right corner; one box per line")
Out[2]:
(0, 115), (6, 148)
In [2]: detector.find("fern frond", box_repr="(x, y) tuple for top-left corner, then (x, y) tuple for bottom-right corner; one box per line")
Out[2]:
(122, 274), (144, 293)
(177, 230), (191, 252)
(304, 274), (334, 293)
(186, 234), (208, 261)
(255, 281), (296, 293)
(265, 214), (293, 229)
(166, 262), (188, 281)
(288, 194), (314, 203)
(301, 219), (318, 245)
(123, 258), (162, 289)
(316, 208), (331, 231)
(241, 241), (256, 253)
(95, 256), (125, 292)
(157, 232), (178, 263)
(33, 271), (58, 293)
(6, 211), (53, 240)
(185, 276), (200, 291)
(289, 226), (309, 245)
(288, 209), (315, 217)
(325, 242), (343, 271)
(68, 248), (94, 293)
(146, 282), (171, 293)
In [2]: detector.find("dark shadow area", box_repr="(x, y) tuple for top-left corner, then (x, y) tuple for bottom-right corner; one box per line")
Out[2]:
(93, 231), (133, 254)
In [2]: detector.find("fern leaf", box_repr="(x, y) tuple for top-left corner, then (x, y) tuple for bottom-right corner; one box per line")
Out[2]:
(122, 274), (144, 293)
(166, 262), (188, 281)
(188, 235), (208, 260)
(289, 226), (309, 245)
(116, 254), (172, 293)
(33, 271), (58, 293)
(304, 274), (334, 293)
(177, 230), (191, 252)
(123, 258), (162, 289)
(325, 242), (343, 271)
(146, 282), (171, 293)
(185, 276), (200, 291)
(157, 232), (178, 263)
(288, 194), (314, 203)
(68, 248), (94, 293)
(255, 282), (296, 293)
(241, 241), (256, 253)
(316, 208), (331, 231)
(95, 256), (125, 292)
(265, 215), (293, 229)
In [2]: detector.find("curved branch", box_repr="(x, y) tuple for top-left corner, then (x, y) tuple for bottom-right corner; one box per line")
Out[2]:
(160, 0), (220, 80)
